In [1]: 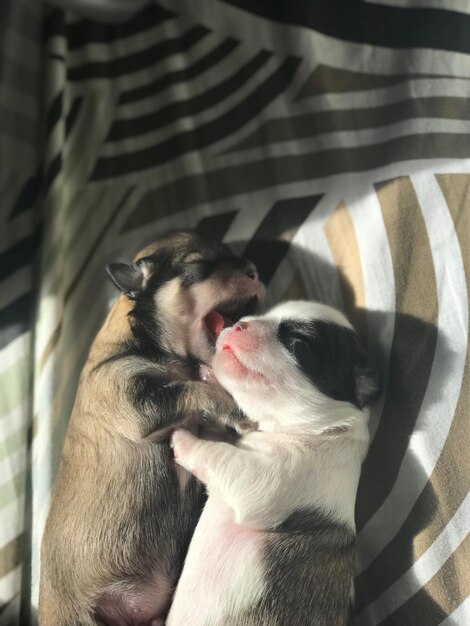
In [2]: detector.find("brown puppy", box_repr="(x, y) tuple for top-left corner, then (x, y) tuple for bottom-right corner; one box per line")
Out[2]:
(38, 231), (263, 626)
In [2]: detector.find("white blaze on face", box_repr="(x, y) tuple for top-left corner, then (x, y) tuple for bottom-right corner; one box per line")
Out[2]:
(154, 277), (222, 363)
(153, 269), (264, 365)
(154, 278), (194, 357)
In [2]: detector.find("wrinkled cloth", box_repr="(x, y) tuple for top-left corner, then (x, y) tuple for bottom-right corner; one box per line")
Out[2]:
(0, 1), (469, 624)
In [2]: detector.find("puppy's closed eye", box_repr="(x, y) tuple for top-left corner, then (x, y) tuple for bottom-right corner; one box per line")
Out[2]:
(278, 320), (323, 370)
(181, 260), (214, 287)
(278, 319), (379, 409)
(281, 332), (322, 379)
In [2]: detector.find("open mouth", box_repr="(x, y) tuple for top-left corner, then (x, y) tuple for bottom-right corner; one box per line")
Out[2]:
(204, 295), (258, 342)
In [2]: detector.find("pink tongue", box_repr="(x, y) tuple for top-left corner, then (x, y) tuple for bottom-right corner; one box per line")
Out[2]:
(205, 311), (231, 337)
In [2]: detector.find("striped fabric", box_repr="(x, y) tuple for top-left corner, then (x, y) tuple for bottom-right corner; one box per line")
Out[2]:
(1, 0), (469, 624)
(0, 0), (43, 624)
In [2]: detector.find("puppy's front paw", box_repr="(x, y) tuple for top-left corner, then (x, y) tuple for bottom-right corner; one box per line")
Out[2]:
(200, 364), (217, 383)
(171, 429), (197, 463)
(171, 430), (208, 483)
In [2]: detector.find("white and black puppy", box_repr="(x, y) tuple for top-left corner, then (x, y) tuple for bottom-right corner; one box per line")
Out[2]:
(168, 300), (379, 626)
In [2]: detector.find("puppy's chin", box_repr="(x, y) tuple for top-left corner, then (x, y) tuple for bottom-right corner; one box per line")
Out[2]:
(212, 352), (268, 402)
(213, 347), (248, 378)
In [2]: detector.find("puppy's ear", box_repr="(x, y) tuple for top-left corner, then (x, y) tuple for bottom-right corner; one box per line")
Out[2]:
(106, 261), (152, 299)
(354, 358), (381, 408)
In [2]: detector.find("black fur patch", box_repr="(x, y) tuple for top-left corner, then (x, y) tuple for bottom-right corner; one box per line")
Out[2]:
(226, 507), (355, 626)
(278, 319), (377, 408)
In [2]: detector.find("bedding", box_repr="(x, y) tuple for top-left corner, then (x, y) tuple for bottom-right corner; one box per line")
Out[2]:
(0, 0), (469, 624)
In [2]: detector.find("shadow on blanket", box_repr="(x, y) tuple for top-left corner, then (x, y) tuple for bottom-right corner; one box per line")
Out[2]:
(224, 235), (452, 624)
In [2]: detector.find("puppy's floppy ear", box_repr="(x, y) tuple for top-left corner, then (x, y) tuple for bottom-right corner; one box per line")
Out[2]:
(353, 343), (381, 408)
(106, 261), (152, 299)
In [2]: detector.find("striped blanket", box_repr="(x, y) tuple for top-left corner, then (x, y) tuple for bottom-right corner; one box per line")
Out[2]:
(1, 0), (469, 624)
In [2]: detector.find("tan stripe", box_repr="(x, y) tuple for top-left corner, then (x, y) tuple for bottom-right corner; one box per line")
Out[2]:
(436, 173), (470, 275)
(295, 64), (436, 100)
(356, 175), (469, 611)
(414, 172), (470, 534)
(378, 178), (437, 323)
(356, 176), (439, 532)
(114, 134), (470, 233)
(281, 270), (308, 301)
(0, 533), (24, 578)
(410, 174), (470, 556)
(379, 534), (470, 625)
(229, 97), (470, 153)
(324, 200), (367, 342)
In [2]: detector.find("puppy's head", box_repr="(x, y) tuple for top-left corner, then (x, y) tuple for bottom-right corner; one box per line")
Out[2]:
(212, 301), (380, 430)
(107, 231), (264, 363)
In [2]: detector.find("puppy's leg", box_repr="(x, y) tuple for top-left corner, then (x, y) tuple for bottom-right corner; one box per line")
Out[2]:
(172, 430), (291, 528)
(133, 377), (239, 441)
(171, 429), (223, 483)
(38, 588), (97, 626)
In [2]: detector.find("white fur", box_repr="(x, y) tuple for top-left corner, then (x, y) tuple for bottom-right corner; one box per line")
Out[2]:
(167, 301), (370, 626)
(264, 299), (353, 329)
(167, 497), (266, 626)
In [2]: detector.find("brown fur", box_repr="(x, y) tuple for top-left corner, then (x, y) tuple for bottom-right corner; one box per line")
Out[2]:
(39, 231), (263, 626)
